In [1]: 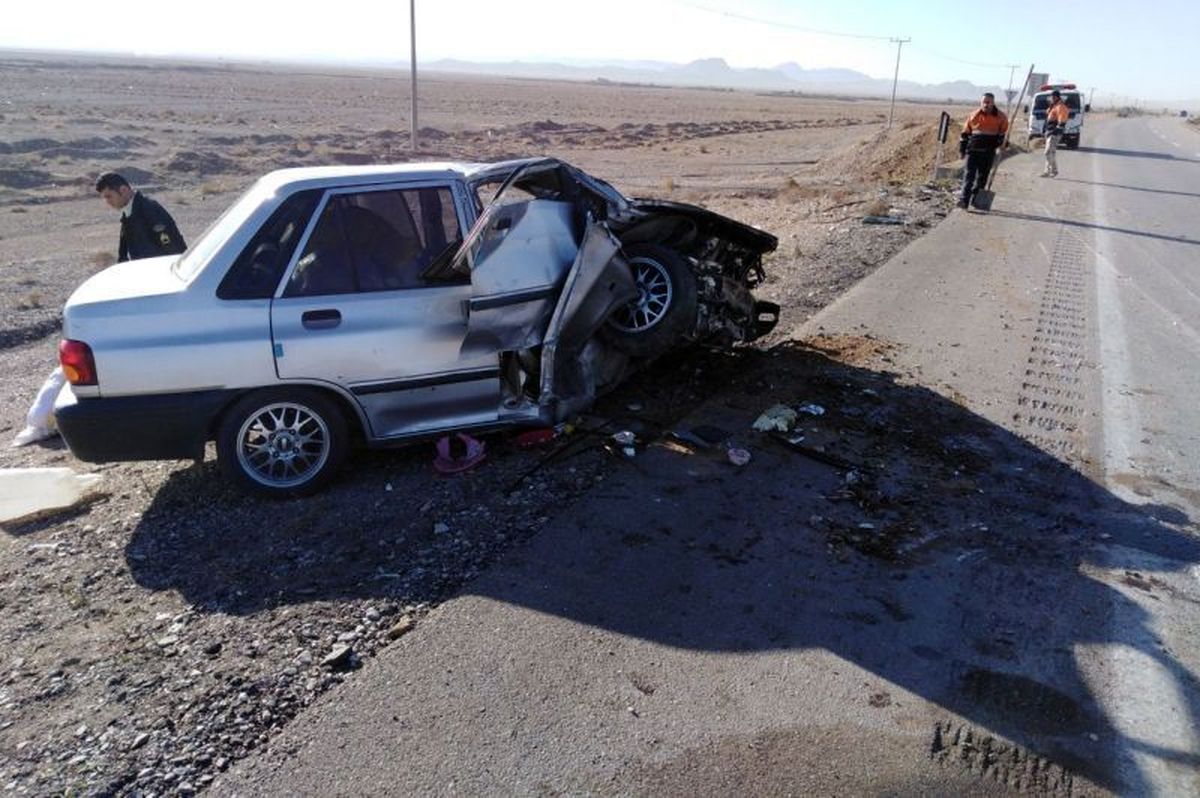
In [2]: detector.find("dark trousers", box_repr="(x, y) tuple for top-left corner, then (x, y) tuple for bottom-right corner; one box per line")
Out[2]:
(961, 150), (996, 203)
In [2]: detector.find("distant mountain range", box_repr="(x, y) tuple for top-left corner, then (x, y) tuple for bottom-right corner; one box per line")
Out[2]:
(424, 57), (1003, 102)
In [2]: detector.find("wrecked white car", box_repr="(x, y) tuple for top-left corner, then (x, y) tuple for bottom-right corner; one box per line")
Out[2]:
(55, 158), (779, 495)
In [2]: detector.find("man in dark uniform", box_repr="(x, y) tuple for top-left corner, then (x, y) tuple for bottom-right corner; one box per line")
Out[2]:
(13, 174), (187, 447)
(94, 172), (186, 261)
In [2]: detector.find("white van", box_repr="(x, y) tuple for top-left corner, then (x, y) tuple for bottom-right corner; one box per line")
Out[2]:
(1027, 83), (1086, 149)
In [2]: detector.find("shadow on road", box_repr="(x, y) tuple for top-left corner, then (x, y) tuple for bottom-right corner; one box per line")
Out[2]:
(1057, 176), (1200, 200)
(1076, 145), (1200, 164)
(127, 340), (1200, 794)
(989, 208), (1199, 247)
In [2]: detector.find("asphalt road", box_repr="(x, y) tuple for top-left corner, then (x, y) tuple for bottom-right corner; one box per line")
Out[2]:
(216, 116), (1199, 796)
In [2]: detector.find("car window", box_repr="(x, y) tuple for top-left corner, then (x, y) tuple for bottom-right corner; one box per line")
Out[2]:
(285, 186), (464, 297)
(1034, 94), (1081, 111)
(217, 189), (322, 300)
(174, 181), (268, 282)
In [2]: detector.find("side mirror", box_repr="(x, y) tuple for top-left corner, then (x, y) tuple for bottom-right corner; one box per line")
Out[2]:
(1084, 104), (1091, 113)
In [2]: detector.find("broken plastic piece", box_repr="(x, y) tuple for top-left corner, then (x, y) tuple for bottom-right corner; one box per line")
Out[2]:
(433, 434), (487, 475)
(515, 428), (557, 449)
(612, 431), (637, 446)
(752, 404), (798, 433)
(727, 448), (752, 467)
(0, 467), (102, 523)
(690, 425), (730, 445)
(797, 403), (826, 417)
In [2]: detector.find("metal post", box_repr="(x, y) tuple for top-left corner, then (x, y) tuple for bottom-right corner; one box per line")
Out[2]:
(887, 38), (910, 129)
(410, 0), (418, 153)
(1004, 64), (1020, 107)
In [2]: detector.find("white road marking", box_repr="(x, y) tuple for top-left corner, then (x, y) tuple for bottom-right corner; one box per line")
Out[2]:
(1087, 122), (1200, 795)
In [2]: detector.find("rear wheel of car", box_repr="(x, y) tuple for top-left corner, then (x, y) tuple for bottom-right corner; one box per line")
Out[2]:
(216, 388), (348, 497)
(600, 244), (698, 357)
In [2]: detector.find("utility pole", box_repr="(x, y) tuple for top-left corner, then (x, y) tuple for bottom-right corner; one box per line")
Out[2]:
(410, 0), (418, 153)
(1088, 86), (1095, 110)
(1005, 64), (1020, 107)
(887, 37), (911, 129)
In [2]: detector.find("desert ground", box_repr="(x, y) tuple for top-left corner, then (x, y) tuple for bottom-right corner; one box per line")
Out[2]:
(0, 51), (980, 794)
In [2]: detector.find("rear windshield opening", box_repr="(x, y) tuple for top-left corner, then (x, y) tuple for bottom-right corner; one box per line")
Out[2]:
(1034, 93), (1082, 111)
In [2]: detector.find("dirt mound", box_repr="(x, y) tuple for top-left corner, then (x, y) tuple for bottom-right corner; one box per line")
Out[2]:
(824, 120), (948, 186)
(104, 165), (158, 185)
(0, 169), (56, 189)
(0, 138), (60, 155)
(162, 149), (240, 176)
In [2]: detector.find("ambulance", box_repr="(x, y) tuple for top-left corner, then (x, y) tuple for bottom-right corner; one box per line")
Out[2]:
(1028, 83), (1086, 149)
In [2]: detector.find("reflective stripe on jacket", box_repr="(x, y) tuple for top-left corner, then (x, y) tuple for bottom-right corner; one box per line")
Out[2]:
(963, 107), (1009, 151)
(964, 108), (1009, 137)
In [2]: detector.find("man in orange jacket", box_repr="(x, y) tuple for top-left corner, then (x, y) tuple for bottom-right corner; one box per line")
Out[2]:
(1042, 90), (1071, 177)
(957, 93), (1009, 209)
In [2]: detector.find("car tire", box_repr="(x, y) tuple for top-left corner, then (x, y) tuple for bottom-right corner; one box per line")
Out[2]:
(600, 244), (698, 358)
(216, 388), (348, 497)
(1065, 136), (1079, 149)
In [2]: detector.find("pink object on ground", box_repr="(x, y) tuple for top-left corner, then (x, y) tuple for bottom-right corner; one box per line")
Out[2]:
(433, 434), (487, 475)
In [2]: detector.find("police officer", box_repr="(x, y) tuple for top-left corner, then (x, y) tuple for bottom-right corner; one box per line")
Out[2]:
(1041, 90), (1070, 177)
(957, 93), (1009, 209)
(94, 172), (186, 261)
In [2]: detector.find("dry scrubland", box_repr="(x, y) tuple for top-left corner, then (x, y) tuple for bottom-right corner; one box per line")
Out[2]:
(0, 52), (974, 794)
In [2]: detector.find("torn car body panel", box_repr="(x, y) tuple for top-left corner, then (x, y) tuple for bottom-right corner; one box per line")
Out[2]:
(455, 157), (780, 422)
(537, 223), (638, 417)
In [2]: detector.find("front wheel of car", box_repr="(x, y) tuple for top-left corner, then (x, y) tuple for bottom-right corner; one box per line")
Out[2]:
(600, 244), (698, 358)
(216, 388), (348, 497)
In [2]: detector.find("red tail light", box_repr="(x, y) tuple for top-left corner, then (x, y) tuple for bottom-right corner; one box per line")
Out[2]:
(59, 339), (98, 386)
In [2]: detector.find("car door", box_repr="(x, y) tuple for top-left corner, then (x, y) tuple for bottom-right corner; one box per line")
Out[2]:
(270, 181), (500, 439)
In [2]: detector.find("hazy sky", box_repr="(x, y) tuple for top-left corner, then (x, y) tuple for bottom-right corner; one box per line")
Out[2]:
(3, 0), (1195, 102)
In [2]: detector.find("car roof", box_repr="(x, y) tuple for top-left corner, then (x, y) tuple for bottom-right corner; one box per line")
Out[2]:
(255, 157), (548, 194)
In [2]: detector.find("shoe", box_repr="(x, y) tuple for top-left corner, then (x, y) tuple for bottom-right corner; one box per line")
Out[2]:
(1039, 172), (1051, 177)
(11, 425), (56, 447)
(956, 198), (969, 209)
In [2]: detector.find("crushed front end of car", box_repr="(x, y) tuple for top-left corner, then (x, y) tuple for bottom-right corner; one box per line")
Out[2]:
(459, 158), (779, 421)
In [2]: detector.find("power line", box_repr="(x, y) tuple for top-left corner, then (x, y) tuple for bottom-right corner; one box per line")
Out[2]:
(668, 0), (894, 41)
(907, 45), (1013, 70)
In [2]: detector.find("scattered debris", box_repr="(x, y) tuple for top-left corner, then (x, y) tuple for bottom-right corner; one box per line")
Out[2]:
(861, 215), (905, 225)
(768, 432), (860, 471)
(797, 402), (826, 417)
(514, 428), (557, 449)
(611, 430), (638, 458)
(752, 403), (798, 432)
(690, 425), (731, 445)
(726, 448), (752, 467)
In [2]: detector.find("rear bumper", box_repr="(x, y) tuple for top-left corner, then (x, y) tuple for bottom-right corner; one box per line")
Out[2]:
(56, 389), (237, 463)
